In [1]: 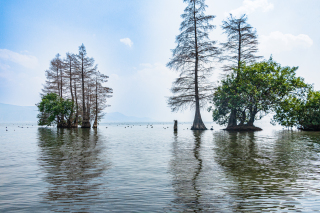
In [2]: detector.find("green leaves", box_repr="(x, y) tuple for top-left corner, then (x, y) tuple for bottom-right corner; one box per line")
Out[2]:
(37, 93), (73, 126)
(273, 90), (320, 130)
(211, 59), (309, 127)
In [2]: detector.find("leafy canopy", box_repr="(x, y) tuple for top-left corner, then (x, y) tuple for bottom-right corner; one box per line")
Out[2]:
(273, 90), (320, 130)
(37, 93), (73, 126)
(210, 58), (308, 126)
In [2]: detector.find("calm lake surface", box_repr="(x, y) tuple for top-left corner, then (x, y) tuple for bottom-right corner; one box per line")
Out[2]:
(1, 122), (320, 212)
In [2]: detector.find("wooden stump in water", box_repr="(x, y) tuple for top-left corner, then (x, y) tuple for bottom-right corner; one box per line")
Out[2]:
(174, 120), (178, 132)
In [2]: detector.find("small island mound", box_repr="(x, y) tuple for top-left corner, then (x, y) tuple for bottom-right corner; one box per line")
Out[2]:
(224, 125), (262, 131)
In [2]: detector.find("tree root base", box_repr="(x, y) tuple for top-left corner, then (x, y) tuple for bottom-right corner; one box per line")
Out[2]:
(81, 121), (91, 128)
(191, 126), (207, 130)
(224, 125), (262, 131)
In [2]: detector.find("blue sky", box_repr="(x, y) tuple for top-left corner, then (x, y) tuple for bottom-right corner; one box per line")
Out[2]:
(0, 0), (319, 122)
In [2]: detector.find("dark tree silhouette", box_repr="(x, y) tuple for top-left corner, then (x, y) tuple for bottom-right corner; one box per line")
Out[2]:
(221, 14), (261, 127)
(76, 44), (96, 128)
(167, 0), (220, 130)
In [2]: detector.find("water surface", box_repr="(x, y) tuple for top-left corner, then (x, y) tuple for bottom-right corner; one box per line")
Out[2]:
(1, 123), (320, 212)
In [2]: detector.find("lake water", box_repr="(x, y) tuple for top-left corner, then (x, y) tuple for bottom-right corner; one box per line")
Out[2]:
(1, 122), (320, 212)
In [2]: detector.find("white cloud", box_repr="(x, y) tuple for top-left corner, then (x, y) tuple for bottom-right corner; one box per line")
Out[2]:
(0, 49), (38, 69)
(120, 38), (133, 47)
(227, 0), (274, 17)
(260, 31), (313, 53)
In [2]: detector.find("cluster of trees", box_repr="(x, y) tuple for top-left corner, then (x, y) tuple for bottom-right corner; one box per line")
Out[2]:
(168, 0), (319, 131)
(210, 59), (310, 130)
(273, 89), (320, 131)
(37, 44), (112, 128)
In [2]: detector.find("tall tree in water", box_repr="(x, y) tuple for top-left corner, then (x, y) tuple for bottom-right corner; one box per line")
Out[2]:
(221, 14), (261, 127)
(167, 0), (220, 130)
(76, 44), (96, 128)
(92, 71), (113, 128)
(63, 53), (77, 127)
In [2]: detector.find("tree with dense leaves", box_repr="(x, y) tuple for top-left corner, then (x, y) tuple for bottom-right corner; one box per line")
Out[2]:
(37, 93), (73, 127)
(167, 0), (220, 130)
(210, 58), (308, 130)
(220, 14), (262, 127)
(272, 89), (320, 131)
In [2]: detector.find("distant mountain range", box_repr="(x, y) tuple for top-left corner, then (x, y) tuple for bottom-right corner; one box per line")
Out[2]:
(0, 103), (156, 123)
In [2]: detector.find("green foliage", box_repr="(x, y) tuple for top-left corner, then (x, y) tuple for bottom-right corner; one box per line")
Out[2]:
(37, 93), (73, 126)
(273, 90), (320, 130)
(210, 58), (309, 126)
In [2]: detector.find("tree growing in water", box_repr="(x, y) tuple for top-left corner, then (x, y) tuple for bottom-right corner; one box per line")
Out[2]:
(272, 89), (320, 131)
(39, 44), (112, 128)
(92, 71), (113, 128)
(167, 0), (220, 130)
(210, 59), (308, 130)
(76, 44), (96, 128)
(37, 93), (73, 126)
(220, 14), (261, 128)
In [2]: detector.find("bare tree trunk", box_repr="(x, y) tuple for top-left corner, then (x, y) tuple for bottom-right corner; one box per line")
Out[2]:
(68, 61), (74, 128)
(247, 106), (257, 126)
(74, 81), (78, 127)
(227, 110), (237, 127)
(239, 110), (246, 125)
(93, 78), (98, 128)
(81, 58), (91, 128)
(174, 120), (178, 131)
(227, 25), (242, 128)
(237, 23), (241, 77)
(191, 1), (207, 131)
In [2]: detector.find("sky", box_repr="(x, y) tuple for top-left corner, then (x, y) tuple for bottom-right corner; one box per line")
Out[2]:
(0, 0), (319, 122)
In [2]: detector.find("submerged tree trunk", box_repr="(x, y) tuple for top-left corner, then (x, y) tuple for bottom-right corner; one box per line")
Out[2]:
(92, 117), (98, 128)
(174, 120), (178, 131)
(191, 105), (207, 130)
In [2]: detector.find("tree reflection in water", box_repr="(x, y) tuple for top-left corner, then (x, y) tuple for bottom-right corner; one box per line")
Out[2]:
(169, 130), (320, 212)
(37, 128), (110, 212)
(213, 130), (317, 212)
(169, 130), (224, 212)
